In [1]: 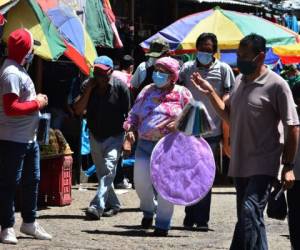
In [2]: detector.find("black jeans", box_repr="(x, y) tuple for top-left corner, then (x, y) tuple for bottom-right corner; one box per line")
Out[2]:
(287, 180), (300, 250)
(184, 136), (220, 225)
(230, 175), (273, 250)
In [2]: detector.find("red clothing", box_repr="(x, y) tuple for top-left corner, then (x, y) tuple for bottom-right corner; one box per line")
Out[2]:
(7, 28), (32, 64)
(3, 93), (39, 116)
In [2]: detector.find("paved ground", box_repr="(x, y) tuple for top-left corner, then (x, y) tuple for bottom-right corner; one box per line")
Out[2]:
(1, 185), (290, 250)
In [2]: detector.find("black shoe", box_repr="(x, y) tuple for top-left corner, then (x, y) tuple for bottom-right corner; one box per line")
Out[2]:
(195, 223), (209, 232)
(153, 228), (168, 237)
(85, 207), (101, 220)
(102, 208), (120, 217)
(141, 217), (153, 229)
(183, 217), (194, 229)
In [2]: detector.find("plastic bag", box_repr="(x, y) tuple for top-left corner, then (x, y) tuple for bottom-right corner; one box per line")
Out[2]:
(267, 181), (287, 220)
(37, 113), (51, 145)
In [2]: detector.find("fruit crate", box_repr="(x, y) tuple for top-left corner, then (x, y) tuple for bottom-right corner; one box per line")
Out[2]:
(39, 155), (73, 206)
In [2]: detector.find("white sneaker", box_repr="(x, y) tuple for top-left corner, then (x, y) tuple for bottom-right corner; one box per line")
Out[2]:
(20, 222), (52, 240)
(0, 227), (18, 244)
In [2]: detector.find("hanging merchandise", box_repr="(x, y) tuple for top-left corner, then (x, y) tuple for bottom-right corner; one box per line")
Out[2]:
(101, 0), (123, 48)
(74, 0), (123, 49)
(284, 13), (299, 33)
(176, 100), (216, 137)
(85, 0), (114, 48)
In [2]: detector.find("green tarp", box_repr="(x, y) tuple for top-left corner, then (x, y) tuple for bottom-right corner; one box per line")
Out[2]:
(85, 0), (114, 48)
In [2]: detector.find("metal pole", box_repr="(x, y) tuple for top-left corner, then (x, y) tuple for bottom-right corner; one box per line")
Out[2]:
(130, 0), (135, 57)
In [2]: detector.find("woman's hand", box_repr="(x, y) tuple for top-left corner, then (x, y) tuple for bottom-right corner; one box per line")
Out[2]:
(126, 131), (136, 145)
(190, 72), (214, 95)
(122, 138), (132, 156)
(166, 120), (177, 132)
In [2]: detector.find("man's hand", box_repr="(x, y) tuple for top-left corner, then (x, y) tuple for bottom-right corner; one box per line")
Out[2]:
(36, 94), (48, 109)
(86, 78), (97, 90)
(281, 166), (295, 189)
(190, 72), (214, 95)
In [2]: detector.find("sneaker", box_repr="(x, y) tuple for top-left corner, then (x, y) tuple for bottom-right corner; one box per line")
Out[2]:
(0, 228), (18, 244)
(102, 207), (120, 217)
(115, 179), (132, 189)
(141, 217), (153, 229)
(20, 222), (52, 240)
(195, 223), (209, 232)
(85, 206), (102, 220)
(153, 228), (168, 237)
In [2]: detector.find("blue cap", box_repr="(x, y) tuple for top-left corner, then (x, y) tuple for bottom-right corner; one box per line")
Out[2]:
(94, 56), (114, 71)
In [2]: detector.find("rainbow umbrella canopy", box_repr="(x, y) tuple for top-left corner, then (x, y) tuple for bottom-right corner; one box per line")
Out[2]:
(2, 0), (66, 61)
(37, 0), (97, 75)
(141, 7), (300, 54)
(273, 44), (300, 64)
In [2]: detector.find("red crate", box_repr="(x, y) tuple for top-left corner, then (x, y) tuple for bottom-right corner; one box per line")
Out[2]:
(39, 155), (73, 206)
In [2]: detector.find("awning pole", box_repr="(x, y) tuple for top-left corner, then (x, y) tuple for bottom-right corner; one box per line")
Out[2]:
(130, 0), (135, 57)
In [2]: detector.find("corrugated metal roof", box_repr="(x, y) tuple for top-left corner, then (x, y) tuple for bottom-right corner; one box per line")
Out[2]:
(281, 0), (300, 9)
(192, 0), (262, 7)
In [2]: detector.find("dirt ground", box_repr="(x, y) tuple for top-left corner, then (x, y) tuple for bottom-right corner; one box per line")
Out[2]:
(0, 185), (290, 250)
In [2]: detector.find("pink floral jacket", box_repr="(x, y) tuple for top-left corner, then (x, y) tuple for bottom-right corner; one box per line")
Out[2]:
(123, 84), (192, 141)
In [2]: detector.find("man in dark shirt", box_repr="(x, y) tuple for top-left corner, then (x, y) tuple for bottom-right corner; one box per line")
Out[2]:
(73, 56), (131, 219)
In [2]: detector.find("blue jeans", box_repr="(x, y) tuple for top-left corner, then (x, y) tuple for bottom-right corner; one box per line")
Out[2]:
(134, 139), (174, 230)
(230, 175), (273, 250)
(89, 133), (123, 213)
(0, 140), (40, 229)
(184, 136), (220, 225)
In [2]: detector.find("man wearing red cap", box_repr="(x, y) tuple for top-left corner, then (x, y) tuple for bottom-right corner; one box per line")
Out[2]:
(0, 28), (51, 244)
(73, 56), (131, 220)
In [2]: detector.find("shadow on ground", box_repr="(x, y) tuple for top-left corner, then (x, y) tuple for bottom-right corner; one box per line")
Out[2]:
(38, 214), (86, 220)
(212, 192), (236, 195)
(119, 208), (140, 213)
(82, 229), (187, 238)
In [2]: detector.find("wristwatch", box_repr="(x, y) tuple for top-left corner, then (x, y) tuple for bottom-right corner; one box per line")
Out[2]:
(283, 163), (295, 170)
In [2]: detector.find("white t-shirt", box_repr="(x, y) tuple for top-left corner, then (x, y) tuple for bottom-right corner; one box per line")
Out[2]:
(0, 59), (39, 143)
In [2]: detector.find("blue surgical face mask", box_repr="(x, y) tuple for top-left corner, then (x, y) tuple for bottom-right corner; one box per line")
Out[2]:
(152, 71), (169, 88)
(196, 52), (213, 65)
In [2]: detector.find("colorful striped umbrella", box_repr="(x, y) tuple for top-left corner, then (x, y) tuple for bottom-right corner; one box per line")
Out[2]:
(37, 0), (97, 75)
(272, 44), (300, 64)
(2, 0), (66, 61)
(141, 7), (300, 54)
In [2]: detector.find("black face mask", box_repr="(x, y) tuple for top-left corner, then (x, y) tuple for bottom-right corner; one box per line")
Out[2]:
(237, 56), (258, 76)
